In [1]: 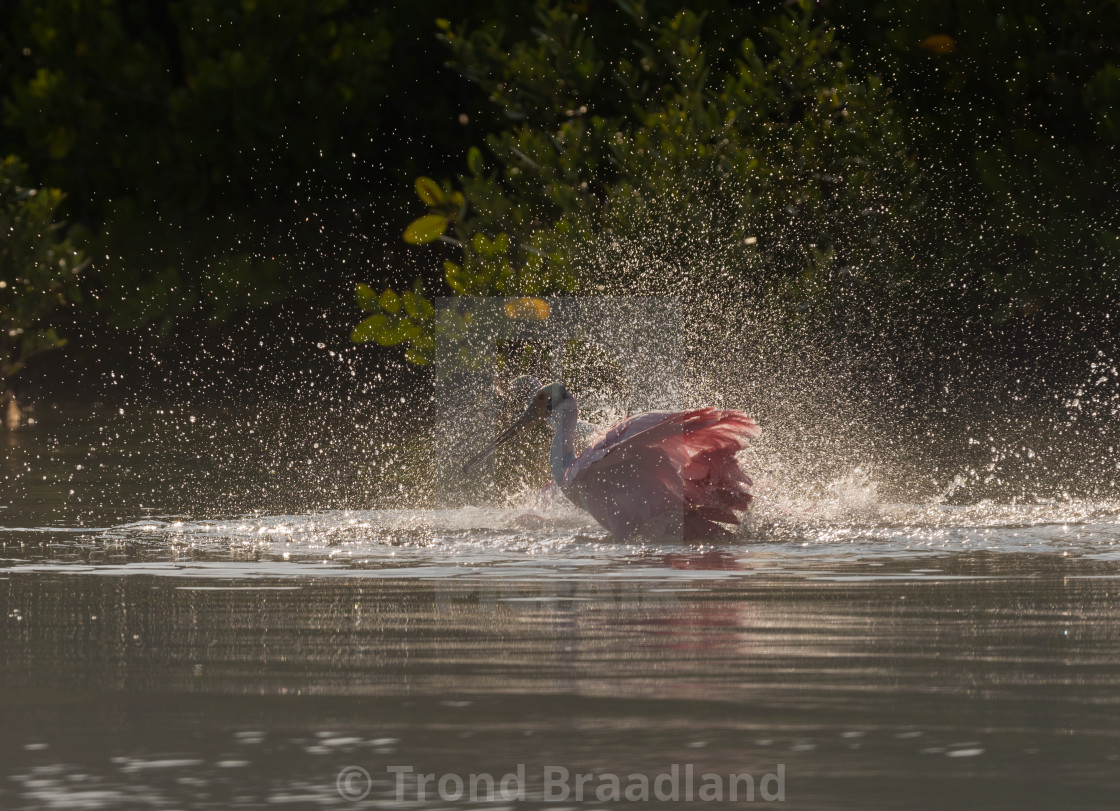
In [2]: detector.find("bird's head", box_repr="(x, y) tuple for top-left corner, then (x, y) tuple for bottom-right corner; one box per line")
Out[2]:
(529, 381), (573, 419)
(463, 380), (573, 473)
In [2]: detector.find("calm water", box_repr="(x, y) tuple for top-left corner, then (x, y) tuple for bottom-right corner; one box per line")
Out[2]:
(3, 405), (1120, 809)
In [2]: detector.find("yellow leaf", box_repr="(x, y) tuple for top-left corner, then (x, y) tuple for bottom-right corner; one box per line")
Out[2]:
(379, 287), (400, 314)
(403, 214), (448, 244)
(402, 291), (422, 318)
(467, 146), (484, 174)
(415, 177), (444, 206)
(355, 282), (378, 312)
(504, 297), (551, 321)
(351, 314), (388, 343)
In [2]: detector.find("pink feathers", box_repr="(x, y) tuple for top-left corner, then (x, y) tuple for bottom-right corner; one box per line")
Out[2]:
(464, 381), (760, 541)
(561, 408), (760, 540)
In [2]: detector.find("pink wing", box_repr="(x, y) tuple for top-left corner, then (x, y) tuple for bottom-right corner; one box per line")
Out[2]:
(562, 408), (760, 540)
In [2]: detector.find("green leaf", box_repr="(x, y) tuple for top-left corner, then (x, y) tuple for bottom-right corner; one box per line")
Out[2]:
(401, 290), (421, 318)
(375, 323), (407, 346)
(379, 287), (401, 314)
(445, 261), (467, 294)
(355, 282), (378, 312)
(415, 176), (445, 206)
(403, 214), (448, 244)
(376, 316), (422, 347)
(47, 126), (76, 160)
(351, 313), (389, 344)
(467, 146), (484, 175)
(404, 347), (432, 366)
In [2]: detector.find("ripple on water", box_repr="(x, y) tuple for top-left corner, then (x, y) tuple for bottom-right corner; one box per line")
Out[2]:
(1, 496), (1119, 580)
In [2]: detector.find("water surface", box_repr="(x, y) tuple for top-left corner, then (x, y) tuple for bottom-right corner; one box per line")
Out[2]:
(3, 405), (1120, 809)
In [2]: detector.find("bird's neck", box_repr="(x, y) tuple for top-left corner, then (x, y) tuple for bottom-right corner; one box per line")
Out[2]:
(549, 398), (579, 486)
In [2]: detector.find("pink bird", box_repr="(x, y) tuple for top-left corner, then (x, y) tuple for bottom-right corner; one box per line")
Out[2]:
(464, 382), (760, 540)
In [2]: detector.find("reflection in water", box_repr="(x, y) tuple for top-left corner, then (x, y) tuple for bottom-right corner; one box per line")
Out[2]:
(4, 554), (1120, 809)
(4, 406), (1120, 807)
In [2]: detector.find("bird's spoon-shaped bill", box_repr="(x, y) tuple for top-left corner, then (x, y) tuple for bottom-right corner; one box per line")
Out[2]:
(461, 404), (541, 473)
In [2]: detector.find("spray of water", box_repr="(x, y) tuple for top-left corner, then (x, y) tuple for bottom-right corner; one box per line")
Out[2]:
(4, 154), (1118, 565)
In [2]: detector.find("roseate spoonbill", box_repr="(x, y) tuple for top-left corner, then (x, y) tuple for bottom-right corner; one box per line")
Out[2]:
(464, 382), (760, 540)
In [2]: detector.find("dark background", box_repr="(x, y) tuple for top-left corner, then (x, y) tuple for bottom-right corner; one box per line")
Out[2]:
(1, 0), (1117, 406)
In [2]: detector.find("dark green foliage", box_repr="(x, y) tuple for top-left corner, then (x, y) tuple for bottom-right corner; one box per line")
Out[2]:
(0, 0), (403, 330)
(357, 0), (1120, 365)
(0, 0), (516, 338)
(830, 0), (1120, 323)
(357, 0), (927, 361)
(0, 0), (1115, 374)
(0, 155), (87, 382)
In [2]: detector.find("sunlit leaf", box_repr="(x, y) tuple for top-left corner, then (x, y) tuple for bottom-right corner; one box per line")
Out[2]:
(445, 261), (467, 294)
(414, 176), (445, 206)
(351, 313), (389, 343)
(504, 297), (551, 321)
(355, 282), (378, 312)
(403, 214), (448, 244)
(375, 319), (408, 346)
(404, 347), (432, 365)
(379, 287), (401, 314)
(467, 146), (484, 175)
(401, 290), (421, 318)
